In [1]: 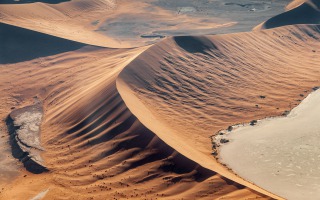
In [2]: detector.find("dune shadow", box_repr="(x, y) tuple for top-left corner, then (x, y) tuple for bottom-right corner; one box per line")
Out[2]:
(263, 2), (320, 29)
(0, 0), (69, 4)
(173, 36), (218, 54)
(0, 22), (86, 64)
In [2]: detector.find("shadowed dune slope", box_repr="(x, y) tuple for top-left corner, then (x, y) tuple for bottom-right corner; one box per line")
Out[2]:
(0, 22), (86, 64)
(118, 24), (320, 198)
(0, 0), (134, 48)
(255, 0), (320, 30)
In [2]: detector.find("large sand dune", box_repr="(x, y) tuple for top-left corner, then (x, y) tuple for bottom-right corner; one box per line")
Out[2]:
(0, 0), (129, 48)
(118, 24), (320, 170)
(255, 0), (320, 30)
(0, 0), (319, 199)
(117, 24), (320, 199)
(0, 31), (268, 199)
(0, 0), (289, 47)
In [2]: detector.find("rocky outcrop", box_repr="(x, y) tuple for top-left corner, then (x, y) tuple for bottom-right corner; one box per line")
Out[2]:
(6, 104), (48, 174)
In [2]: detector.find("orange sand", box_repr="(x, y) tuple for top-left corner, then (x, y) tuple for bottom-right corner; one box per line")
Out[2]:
(0, 0), (319, 199)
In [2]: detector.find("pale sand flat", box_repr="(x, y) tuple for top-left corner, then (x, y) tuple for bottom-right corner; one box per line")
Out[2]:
(219, 89), (320, 200)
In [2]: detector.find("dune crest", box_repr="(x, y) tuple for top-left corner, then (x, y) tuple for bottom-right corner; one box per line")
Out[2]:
(255, 0), (320, 30)
(118, 24), (320, 199)
(286, 0), (308, 10)
(1, 0), (319, 199)
(0, 0), (132, 48)
(0, 45), (269, 199)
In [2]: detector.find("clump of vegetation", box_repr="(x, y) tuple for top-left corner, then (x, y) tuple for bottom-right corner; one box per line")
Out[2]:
(282, 110), (290, 116)
(220, 138), (229, 144)
(250, 120), (257, 126)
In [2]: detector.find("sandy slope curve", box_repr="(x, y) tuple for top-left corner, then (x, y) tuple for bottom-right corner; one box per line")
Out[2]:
(0, 49), (268, 200)
(286, 0), (308, 10)
(117, 24), (320, 199)
(0, 0), (135, 48)
(0, 22), (269, 199)
(254, 0), (320, 30)
(0, 1), (319, 199)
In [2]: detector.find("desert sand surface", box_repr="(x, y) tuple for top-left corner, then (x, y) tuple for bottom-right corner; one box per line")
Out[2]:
(0, 20), (267, 199)
(0, 0), (290, 47)
(0, 0), (319, 200)
(218, 89), (320, 200)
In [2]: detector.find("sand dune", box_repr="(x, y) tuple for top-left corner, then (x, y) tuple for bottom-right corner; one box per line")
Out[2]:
(255, 0), (320, 30)
(286, 0), (308, 10)
(0, 39), (267, 199)
(0, 0), (131, 48)
(0, 0), (289, 47)
(118, 24), (320, 199)
(0, 22), (85, 64)
(0, 0), (319, 199)
(118, 24), (320, 162)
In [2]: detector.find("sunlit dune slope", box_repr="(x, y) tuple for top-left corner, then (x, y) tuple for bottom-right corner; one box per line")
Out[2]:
(255, 0), (320, 30)
(0, 25), (269, 199)
(118, 24), (320, 198)
(1, 1), (319, 199)
(42, 71), (265, 200)
(286, 0), (307, 10)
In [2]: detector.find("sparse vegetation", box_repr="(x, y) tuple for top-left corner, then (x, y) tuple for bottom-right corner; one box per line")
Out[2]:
(250, 120), (257, 126)
(282, 110), (290, 116)
(220, 138), (229, 144)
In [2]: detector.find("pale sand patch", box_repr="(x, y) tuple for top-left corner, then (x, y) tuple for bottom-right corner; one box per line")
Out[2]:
(219, 89), (320, 200)
(30, 189), (49, 200)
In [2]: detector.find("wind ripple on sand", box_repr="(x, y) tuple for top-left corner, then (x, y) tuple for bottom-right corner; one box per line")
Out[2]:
(0, 30), (265, 199)
(1, 3), (319, 199)
(117, 24), (320, 199)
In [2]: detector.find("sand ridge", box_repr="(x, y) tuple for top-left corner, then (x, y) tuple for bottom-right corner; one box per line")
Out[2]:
(0, 0), (290, 48)
(117, 24), (320, 199)
(0, 44), (268, 199)
(255, 0), (320, 30)
(0, 0), (319, 199)
(0, 11), (271, 199)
